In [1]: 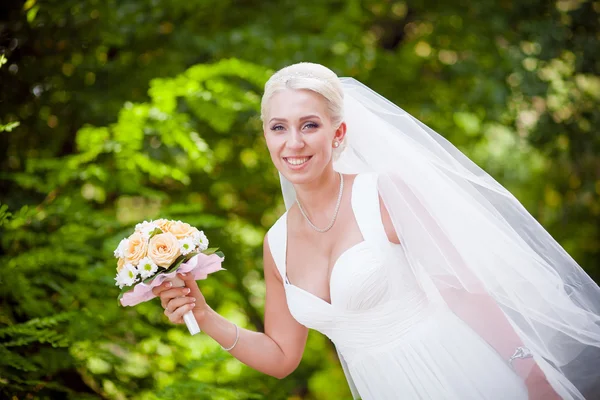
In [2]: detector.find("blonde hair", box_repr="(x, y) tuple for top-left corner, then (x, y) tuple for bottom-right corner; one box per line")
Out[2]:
(261, 62), (346, 157)
(261, 62), (344, 126)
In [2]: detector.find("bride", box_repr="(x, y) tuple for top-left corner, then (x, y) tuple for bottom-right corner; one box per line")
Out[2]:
(153, 63), (600, 399)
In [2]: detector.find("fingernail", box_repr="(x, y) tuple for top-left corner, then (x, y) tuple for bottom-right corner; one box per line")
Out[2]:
(181, 273), (187, 277)
(184, 288), (190, 294)
(166, 283), (172, 288)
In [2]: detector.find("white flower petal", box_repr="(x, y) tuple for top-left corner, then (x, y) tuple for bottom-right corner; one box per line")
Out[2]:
(115, 274), (125, 289)
(114, 238), (129, 258)
(116, 263), (139, 288)
(179, 237), (195, 255)
(193, 230), (209, 251)
(135, 221), (159, 240)
(137, 257), (158, 279)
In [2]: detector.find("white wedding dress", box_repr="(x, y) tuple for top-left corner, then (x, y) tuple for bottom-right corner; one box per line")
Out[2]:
(268, 173), (529, 400)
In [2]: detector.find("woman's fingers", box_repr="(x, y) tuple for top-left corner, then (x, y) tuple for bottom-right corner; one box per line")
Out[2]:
(178, 273), (205, 302)
(166, 295), (195, 312)
(155, 275), (207, 324)
(158, 287), (191, 308)
(152, 281), (172, 296)
(167, 301), (196, 323)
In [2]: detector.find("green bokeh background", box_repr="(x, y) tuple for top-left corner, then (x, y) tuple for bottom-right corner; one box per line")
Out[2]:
(1, 0), (598, 399)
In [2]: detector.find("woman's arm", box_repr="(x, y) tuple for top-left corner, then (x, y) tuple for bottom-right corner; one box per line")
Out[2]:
(154, 234), (308, 379)
(441, 289), (560, 399)
(377, 194), (559, 399)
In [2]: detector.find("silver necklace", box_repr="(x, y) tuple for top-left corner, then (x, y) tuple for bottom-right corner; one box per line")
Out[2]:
(296, 172), (344, 233)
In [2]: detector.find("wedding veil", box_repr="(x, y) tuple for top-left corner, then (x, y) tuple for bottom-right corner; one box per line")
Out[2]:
(278, 78), (600, 399)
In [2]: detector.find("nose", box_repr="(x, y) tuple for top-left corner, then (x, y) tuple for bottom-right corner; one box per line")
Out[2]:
(286, 129), (305, 150)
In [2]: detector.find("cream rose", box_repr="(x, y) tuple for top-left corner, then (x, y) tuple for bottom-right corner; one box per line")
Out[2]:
(123, 232), (148, 266)
(148, 232), (181, 268)
(117, 257), (125, 272)
(166, 220), (196, 240)
(153, 218), (173, 233)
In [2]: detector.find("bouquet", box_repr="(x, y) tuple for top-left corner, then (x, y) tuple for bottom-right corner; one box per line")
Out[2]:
(114, 219), (224, 335)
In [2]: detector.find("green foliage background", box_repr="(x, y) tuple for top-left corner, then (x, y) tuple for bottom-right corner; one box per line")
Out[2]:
(0, 0), (598, 399)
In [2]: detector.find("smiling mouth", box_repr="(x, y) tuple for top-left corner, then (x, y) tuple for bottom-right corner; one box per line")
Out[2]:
(283, 156), (313, 166)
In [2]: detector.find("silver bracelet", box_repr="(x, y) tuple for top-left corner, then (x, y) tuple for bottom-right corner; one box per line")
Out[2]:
(508, 346), (533, 370)
(221, 323), (239, 351)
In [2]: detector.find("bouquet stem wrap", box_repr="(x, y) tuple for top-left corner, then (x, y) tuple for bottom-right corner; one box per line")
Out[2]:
(169, 276), (201, 335)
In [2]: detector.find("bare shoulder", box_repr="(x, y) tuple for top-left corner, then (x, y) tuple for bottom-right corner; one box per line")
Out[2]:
(344, 173), (359, 185)
(263, 228), (283, 284)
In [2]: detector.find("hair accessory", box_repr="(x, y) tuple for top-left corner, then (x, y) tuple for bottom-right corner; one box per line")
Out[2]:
(269, 70), (337, 91)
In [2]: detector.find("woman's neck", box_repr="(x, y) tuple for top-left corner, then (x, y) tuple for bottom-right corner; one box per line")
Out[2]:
(293, 169), (341, 220)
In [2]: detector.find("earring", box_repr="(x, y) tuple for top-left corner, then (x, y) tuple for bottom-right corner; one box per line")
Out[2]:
(333, 141), (340, 148)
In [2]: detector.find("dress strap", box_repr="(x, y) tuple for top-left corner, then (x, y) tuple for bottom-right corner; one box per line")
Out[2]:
(351, 173), (389, 246)
(267, 212), (289, 284)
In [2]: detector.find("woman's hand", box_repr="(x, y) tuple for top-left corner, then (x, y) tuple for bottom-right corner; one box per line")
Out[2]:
(152, 273), (209, 324)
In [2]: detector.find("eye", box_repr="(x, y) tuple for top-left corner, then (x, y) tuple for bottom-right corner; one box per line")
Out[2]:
(303, 122), (319, 130)
(270, 125), (285, 131)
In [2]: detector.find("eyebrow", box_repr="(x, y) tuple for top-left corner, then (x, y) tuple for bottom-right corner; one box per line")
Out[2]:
(269, 115), (322, 123)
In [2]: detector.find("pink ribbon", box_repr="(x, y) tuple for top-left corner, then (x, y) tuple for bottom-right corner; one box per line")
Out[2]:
(119, 252), (224, 307)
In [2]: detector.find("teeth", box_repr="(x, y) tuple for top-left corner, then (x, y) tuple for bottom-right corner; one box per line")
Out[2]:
(286, 157), (310, 166)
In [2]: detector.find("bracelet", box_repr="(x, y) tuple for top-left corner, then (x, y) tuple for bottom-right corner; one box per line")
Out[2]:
(508, 346), (533, 370)
(221, 323), (239, 351)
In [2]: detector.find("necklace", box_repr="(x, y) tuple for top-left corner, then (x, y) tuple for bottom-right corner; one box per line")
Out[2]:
(296, 172), (344, 233)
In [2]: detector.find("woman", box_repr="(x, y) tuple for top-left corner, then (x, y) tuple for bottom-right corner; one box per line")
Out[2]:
(153, 63), (600, 399)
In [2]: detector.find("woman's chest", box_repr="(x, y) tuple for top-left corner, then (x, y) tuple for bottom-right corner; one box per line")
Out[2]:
(286, 241), (392, 313)
(285, 221), (364, 299)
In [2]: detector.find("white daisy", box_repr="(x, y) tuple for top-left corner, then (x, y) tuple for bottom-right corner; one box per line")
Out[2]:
(115, 263), (139, 289)
(114, 238), (129, 258)
(135, 220), (159, 240)
(179, 237), (195, 255)
(137, 257), (158, 279)
(193, 230), (209, 251)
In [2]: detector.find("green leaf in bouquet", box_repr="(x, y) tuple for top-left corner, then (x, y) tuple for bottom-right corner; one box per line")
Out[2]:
(163, 252), (198, 275)
(200, 247), (224, 258)
(201, 247), (219, 255)
(148, 227), (163, 239)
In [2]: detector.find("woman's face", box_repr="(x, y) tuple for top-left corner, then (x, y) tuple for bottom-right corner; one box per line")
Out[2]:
(263, 89), (345, 184)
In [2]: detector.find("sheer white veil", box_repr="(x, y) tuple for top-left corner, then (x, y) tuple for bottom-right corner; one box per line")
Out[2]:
(278, 77), (600, 399)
